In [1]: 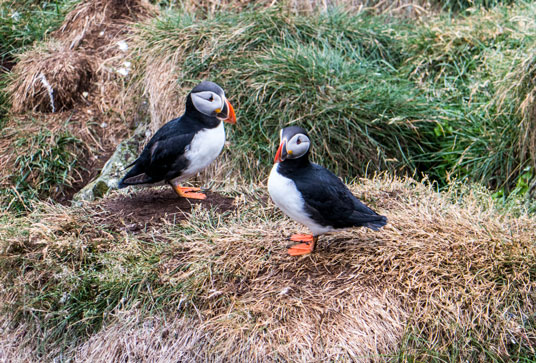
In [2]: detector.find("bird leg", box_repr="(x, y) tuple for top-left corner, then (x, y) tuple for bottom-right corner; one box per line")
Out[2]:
(287, 234), (317, 256)
(168, 182), (206, 200)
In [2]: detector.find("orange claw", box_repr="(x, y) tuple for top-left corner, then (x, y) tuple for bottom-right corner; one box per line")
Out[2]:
(179, 191), (207, 200)
(178, 187), (201, 192)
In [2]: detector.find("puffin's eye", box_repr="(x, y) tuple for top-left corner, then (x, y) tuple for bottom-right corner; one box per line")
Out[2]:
(209, 95), (214, 102)
(296, 138), (301, 145)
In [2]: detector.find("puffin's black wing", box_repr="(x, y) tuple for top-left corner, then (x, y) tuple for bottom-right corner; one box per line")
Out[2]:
(118, 131), (195, 187)
(293, 164), (387, 230)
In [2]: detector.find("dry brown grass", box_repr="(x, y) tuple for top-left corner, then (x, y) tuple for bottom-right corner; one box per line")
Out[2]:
(8, 0), (155, 115)
(7, 42), (96, 113)
(53, 0), (155, 50)
(1, 175), (534, 360)
(142, 56), (186, 134)
(0, 318), (36, 362)
(144, 176), (535, 360)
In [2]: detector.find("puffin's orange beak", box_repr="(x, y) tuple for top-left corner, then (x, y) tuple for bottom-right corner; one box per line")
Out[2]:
(223, 99), (236, 124)
(274, 141), (286, 163)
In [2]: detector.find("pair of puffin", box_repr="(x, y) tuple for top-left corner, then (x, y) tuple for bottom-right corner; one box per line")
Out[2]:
(119, 81), (386, 256)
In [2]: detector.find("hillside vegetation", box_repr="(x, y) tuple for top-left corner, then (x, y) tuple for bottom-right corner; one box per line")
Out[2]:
(1, 177), (535, 361)
(0, 0), (535, 361)
(127, 1), (536, 191)
(2, 0), (536, 213)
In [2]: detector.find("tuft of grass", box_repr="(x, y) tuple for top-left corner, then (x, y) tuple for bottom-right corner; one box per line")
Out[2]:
(432, 0), (514, 13)
(7, 42), (96, 113)
(0, 123), (84, 213)
(399, 2), (536, 190)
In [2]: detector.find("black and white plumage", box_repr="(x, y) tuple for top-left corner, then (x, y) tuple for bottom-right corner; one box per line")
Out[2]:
(268, 126), (387, 255)
(118, 81), (236, 199)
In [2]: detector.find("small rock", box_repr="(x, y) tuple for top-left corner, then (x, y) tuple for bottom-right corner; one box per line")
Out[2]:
(73, 123), (147, 203)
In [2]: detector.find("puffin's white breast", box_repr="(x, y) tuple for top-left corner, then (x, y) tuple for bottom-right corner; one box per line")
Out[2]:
(180, 122), (225, 179)
(268, 164), (333, 235)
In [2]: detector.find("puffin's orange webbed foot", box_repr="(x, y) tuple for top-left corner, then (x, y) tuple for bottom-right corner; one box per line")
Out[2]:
(171, 184), (207, 200)
(288, 242), (314, 256)
(180, 191), (207, 200)
(287, 234), (317, 256)
(289, 234), (314, 242)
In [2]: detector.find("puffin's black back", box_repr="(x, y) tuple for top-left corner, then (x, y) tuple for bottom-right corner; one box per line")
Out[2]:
(118, 103), (218, 187)
(118, 113), (204, 187)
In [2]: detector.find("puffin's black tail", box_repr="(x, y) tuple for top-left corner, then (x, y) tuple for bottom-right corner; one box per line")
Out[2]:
(117, 161), (152, 188)
(364, 215), (387, 231)
(117, 178), (130, 189)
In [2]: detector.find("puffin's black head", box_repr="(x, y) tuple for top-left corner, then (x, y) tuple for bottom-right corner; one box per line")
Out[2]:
(274, 126), (311, 163)
(186, 81), (236, 125)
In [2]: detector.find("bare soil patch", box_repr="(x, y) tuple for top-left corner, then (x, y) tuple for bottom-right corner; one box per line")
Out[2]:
(100, 188), (236, 231)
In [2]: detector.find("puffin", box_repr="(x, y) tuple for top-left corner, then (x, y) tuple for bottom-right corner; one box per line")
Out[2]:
(268, 126), (387, 255)
(118, 81), (236, 199)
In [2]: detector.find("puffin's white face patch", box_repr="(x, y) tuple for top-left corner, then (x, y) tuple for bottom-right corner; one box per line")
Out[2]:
(191, 91), (225, 117)
(286, 133), (310, 159)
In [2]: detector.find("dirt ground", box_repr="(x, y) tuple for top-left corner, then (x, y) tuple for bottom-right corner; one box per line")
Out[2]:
(99, 188), (236, 231)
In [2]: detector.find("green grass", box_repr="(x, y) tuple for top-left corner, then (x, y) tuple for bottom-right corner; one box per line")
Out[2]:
(130, 2), (536, 196)
(0, 74), (9, 127)
(133, 7), (442, 179)
(0, 0), (77, 67)
(431, 0), (515, 13)
(400, 2), (536, 192)
(1, 126), (83, 214)
(153, 0), (515, 14)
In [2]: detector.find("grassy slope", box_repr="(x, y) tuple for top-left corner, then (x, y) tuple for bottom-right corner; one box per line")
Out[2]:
(2, 2), (535, 213)
(0, 0), (535, 361)
(1, 177), (535, 360)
